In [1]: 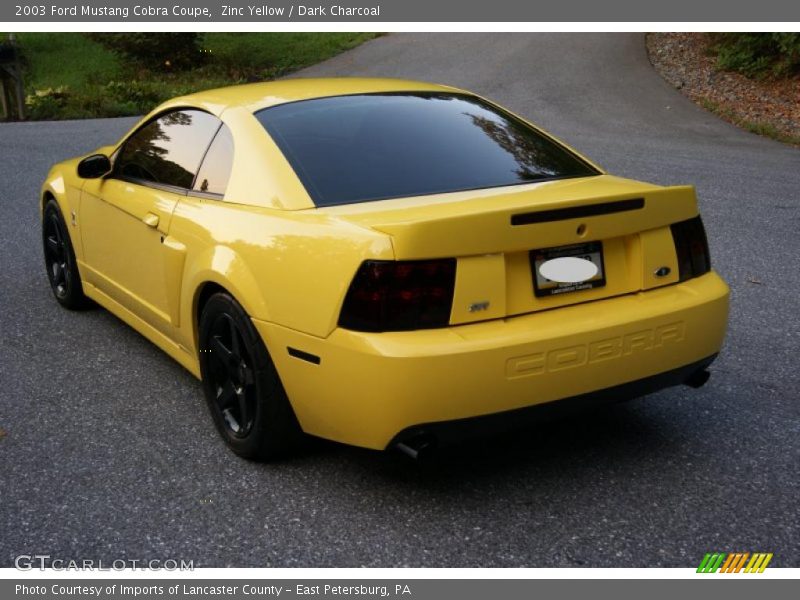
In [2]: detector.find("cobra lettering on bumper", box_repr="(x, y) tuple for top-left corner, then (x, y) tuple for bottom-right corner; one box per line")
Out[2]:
(505, 322), (686, 379)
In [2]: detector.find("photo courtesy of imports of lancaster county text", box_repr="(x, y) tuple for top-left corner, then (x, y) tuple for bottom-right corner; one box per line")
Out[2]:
(14, 583), (411, 596)
(26, 3), (384, 18)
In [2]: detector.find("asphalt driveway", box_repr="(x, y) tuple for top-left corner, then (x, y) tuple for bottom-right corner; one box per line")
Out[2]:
(1, 33), (798, 567)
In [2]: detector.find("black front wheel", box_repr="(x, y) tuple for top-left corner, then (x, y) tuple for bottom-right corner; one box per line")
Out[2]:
(199, 292), (303, 460)
(42, 199), (90, 310)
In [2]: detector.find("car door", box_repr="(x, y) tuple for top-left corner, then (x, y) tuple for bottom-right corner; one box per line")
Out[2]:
(80, 109), (224, 336)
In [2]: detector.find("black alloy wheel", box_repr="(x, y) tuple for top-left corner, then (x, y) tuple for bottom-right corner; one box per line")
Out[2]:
(199, 292), (303, 460)
(42, 199), (90, 309)
(206, 311), (258, 438)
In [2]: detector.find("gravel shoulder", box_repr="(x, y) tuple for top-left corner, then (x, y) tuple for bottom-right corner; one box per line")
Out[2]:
(647, 33), (800, 146)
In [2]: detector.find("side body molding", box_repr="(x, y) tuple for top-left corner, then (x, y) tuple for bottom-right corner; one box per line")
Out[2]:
(161, 236), (188, 327)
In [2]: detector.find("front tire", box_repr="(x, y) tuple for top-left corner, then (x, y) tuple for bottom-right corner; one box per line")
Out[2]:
(199, 292), (303, 460)
(42, 198), (90, 310)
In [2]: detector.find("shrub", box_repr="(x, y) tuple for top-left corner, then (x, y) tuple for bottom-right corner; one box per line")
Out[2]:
(103, 80), (163, 108)
(25, 86), (70, 120)
(84, 33), (205, 71)
(709, 33), (800, 77)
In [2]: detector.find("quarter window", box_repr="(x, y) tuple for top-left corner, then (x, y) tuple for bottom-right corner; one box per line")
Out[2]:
(193, 124), (234, 196)
(115, 109), (221, 190)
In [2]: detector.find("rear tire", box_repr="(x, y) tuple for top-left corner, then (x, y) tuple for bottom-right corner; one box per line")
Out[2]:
(42, 198), (91, 310)
(199, 292), (303, 460)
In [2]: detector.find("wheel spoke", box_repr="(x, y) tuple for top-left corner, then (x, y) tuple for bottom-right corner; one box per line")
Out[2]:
(241, 364), (255, 386)
(46, 235), (60, 256)
(216, 380), (237, 409)
(211, 334), (237, 373)
(228, 316), (241, 356)
(52, 261), (65, 286)
(222, 409), (240, 433)
(52, 218), (64, 248)
(236, 388), (249, 428)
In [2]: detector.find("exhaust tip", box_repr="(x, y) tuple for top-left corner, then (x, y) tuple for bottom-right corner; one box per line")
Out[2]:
(685, 368), (711, 389)
(394, 433), (436, 460)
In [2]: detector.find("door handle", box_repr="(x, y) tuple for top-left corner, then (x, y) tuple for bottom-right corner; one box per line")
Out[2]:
(142, 212), (160, 228)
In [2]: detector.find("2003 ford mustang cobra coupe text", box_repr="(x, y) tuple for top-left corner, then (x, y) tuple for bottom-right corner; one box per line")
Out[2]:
(41, 78), (729, 459)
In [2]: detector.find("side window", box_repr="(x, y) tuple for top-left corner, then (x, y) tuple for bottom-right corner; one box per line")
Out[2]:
(193, 125), (234, 196)
(115, 109), (221, 190)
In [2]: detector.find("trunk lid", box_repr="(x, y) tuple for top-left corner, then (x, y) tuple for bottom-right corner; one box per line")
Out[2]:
(323, 175), (696, 324)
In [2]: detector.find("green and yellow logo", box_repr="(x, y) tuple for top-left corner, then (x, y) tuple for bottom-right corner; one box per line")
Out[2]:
(697, 552), (773, 573)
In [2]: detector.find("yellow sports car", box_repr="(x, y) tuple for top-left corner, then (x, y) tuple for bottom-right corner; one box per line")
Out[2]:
(41, 78), (729, 459)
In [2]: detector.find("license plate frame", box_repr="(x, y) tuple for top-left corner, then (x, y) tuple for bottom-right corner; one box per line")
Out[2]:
(530, 241), (606, 298)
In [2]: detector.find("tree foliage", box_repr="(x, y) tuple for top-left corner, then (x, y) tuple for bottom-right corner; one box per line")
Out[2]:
(84, 33), (204, 71)
(709, 33), (800, 77)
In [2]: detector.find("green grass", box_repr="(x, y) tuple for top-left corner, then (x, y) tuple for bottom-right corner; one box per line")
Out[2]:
(7, 33), (378, 120)
(15, 33), (124, 91)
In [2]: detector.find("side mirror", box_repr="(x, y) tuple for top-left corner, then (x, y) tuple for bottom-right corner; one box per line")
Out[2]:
(77, 154), (112, 179)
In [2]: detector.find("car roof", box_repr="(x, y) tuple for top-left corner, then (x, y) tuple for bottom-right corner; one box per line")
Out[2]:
(171, 77), (463, 115)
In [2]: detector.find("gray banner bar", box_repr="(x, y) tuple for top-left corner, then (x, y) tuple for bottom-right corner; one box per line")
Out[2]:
(4, 579), (800, 600)
(2, 0), (800, 22)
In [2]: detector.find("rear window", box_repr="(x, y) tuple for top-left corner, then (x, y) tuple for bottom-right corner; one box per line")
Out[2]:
(255, 92), (599, 207)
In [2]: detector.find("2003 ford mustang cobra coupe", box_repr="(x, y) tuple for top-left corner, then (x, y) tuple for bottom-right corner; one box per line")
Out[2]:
(41, 78), (729, 459)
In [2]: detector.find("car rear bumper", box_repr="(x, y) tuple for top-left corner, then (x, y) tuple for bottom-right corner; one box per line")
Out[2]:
(388, 353), (717, 456)
(254, 272), (729, 450)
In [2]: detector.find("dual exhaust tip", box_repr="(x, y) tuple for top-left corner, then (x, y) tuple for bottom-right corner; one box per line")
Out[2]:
(392, 368), (712, 459)
(394, 434), (436, 460)
(684, 368), (711, 389)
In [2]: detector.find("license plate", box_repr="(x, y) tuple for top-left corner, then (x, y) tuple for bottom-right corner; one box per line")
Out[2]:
(530, 241), (606, 297)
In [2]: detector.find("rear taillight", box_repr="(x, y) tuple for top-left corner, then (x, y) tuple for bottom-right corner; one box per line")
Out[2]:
(671, 215), (711, 282)
(338, 259), (457, 332)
